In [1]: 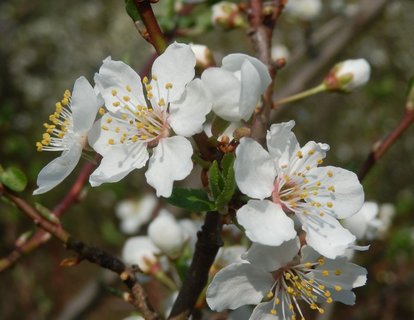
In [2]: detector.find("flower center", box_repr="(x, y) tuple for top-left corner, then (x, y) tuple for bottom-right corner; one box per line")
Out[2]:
(36, 90), (75, 152)
(100, 75), (173, 147)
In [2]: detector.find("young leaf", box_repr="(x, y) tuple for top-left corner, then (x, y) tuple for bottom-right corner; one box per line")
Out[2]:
(0, 167), (28, 192)
(215, 155), (236, 210)
(165, 188), (216, 212)
(221, 153), (235, 177)
(125, 0), (140, 22)
(208, 161), (222, 199)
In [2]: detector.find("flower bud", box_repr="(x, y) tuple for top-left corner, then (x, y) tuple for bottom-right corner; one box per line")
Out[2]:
(148, 211), (186, 258)
(122, 237), (160, 274)
(324, 59), (371, 92)
(285, 0), (322, 21)
(189, 43), (215, 70)
(211, 2), (245, 29)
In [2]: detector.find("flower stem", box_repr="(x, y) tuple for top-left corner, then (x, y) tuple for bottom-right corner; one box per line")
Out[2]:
(134, 0), (167, 54)
(154, 270), (179, 291)
(274, 83), (327, 106)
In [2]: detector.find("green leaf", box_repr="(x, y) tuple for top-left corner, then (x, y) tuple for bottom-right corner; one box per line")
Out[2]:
(0, 167), (28, 192)
(215, 155), (236, 210)
(165, 188), (216, 212)
(208, 161), (222, 199)
(125, 0), (140, 21)
(221, 153), (235, 177)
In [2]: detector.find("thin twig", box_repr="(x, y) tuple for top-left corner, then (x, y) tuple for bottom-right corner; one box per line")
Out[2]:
(0, 184), (159, 320)
(358, 110), (414, 181)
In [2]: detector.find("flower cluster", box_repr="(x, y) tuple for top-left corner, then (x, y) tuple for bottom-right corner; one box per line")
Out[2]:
(32, 41), (373, 320)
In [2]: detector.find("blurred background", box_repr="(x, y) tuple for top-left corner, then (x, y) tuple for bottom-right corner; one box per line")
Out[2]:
(0, 0), (413, 319)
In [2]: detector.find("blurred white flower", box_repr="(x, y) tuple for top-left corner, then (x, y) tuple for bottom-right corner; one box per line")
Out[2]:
(189, 43), (214, 69)
(122, 236), (161, 273)
(211, 2), (244, 29)
(202, 54), (271, 122)
(207, 238), (367, 319)
(33, 76), (100, 194)
(115, 194), (157, 235)
(271, 44), (290, 62)
(285, 0), (322, 21)
(324, 59), (371, 92)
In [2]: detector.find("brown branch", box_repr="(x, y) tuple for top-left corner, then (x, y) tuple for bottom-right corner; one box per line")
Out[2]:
(0, 160), (99, 272)
(168, 212), (223, 319)
(134, 0), (167, 54)
(358, 109), (414, 181)
(0, 184), (159, 320)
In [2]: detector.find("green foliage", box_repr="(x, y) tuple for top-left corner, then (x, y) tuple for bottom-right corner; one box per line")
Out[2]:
(125, 0), (140, 22)
(0, 166), (28, 192)
(207, 153), (236, 211)
(165, 188), (216, 212)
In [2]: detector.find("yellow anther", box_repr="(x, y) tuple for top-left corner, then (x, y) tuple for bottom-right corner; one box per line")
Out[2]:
(120, 136), (126, 144)
(141, 135), (148, 140)
(334, 269), (342, 276)
(151, 75), (157, 81)
(296, 151), (303, 158)
(322, 270), (329, 277)
(111, 89), (117, 96)
(319, 308), (325, 314)
(324, 290), (331, 297)
(123, 96), (130, 102)
(121, 114), (127, 120)
(36, 142), (43, 151)
(131, 135), (138, 142)
(61, 97), (69, 106)
(285, 273), (292, 280)
(318, 284), (325, 290)
(126, 85), (132, 92)
(147, 92), (153, 99)
(316, 202), (321, 208)
(142, 76), (149, 84)
(99, 107), (106, 115)
(108, 138), (115, 145)
(112, 101), (120, 107)
(328, 186), (336, 192)
(115, 127), (120, 133)
(42, 133), (51, 140)
(55, 102), (63, 111)
(308, 149), (315, 155)
(303, 178), (309, 184)
(304, 262), (313, 268)
(165, 83), (173, 89)
(267, 291), (274, 298)
(317, 158), (323, 165)
(327, 202), (333, 208)
(289, 304), (294, 310)
(158, 98), (165, 106)
(316, 182), (321, 187)
(334, 285), (342, 291)
(57, 132), (65, 138)
(145, 84), (152, 91)
(106, 118), (113, 124)
(327, 170), (333, 177)
(275, 298), (280, 305)
(101, 125), (109, 131)
(270, 309), (277, 315)
(291, 315), (296, 320)
(64, 89), (71, 98)
(326, 297), (333, 304)
(306, 165), (311, 170)
(286, 286), (294, 294)
(318, 258), (325, 265)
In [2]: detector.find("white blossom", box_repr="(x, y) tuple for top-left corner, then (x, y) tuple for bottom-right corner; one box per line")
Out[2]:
(122, 236), (161, 274)
(207, 238), (367, 320)
(33, 76), (100, 194)
(285, 0), (322, 21)
(234, 120), (364, 258)
(271, 44), (290, 62)
(189, 43), (214, 69)
(325, 59), (371, 92)
(115, 194), (157, 234)
(201, 54), (271, 122)
(211, 2), (244, 29)
(89, 42), (211, 197)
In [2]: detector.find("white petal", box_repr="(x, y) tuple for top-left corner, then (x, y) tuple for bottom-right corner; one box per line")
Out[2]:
(250, 301), (279, 320)
(307, 166), (364, 219)
(145, 136), (193, 197)
(71, 76), (100, 133)
(206, 263), (273, 311)
(151, 42), (196, 102)
(299, 213), (356, 259)
(148, 212), (185, 258)
(299, 245), (321, 264)
(237, 200), (296, 246)
(94, 58), (146, 113)
(89, 143), (149, 187)
(330, 289), (356, 305)
(312, 256), (367, 290)
(238, 59), (263, 121)
(266, 120), (298, 163)
(201, 67), (241, 121)
(222, 54), (271, 93)
(169, 79), (212, 137)
(234, 138), (276, 200)
(243, 237), (300, 272)
(33, 144), (82, 195)
(87, 115), (124, 155)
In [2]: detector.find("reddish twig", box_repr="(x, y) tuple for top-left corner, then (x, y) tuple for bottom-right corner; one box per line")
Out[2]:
(0, 160), (98, 272)
(358, 109), (414, 181)
(0, 184), (159, 320)
(134, 0), (167, 54)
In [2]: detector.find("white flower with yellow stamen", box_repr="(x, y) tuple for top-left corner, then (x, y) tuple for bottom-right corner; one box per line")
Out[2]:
(207, 238), (367, 320)
(33, 76), (100, 195)
(234, 120), (364, 258)
(89, 42), (211, 197)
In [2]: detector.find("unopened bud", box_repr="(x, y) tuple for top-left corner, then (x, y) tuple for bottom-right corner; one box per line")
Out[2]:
(190, 43), (215, 69)
(324, 59), (371, 92)
(211, 2), (245, 29)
